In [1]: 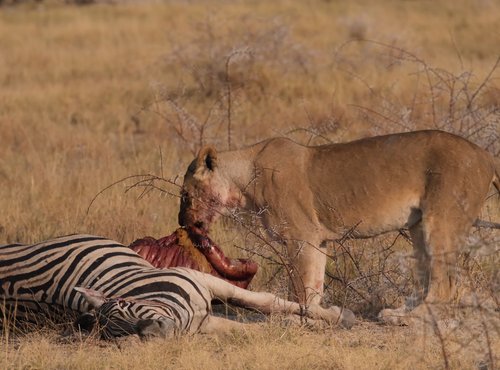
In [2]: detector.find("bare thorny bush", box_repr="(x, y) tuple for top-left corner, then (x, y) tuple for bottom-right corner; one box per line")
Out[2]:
(136, 16), (315, 154)
(329, 39), (499, 316)
(92, 23), (500, 366)
(334, 40), (500, 154)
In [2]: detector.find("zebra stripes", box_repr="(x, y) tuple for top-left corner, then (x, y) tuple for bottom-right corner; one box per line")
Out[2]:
(0, 234), (216, 337)
(1, 234), (355, 338)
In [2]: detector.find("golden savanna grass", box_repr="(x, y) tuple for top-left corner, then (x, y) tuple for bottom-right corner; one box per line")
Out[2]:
(1, 0), (499, 369)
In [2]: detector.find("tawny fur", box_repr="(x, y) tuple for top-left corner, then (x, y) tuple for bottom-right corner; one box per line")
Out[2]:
(178, 130), (500, 324)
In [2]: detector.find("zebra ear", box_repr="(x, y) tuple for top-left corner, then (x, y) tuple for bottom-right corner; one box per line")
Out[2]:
(74, 287), (106, 309)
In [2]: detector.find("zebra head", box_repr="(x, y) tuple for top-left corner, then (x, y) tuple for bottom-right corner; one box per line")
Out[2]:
(74, 287), (178, 339)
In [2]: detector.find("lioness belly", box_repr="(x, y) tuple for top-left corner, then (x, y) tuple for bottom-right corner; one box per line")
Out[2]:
(307, 137), (428, 238)
(316, 188), (421, 238)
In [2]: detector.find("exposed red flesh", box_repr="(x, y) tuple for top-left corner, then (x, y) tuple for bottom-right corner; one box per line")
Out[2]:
(129, 227), (258, 289)
(185, 226), (258, 280)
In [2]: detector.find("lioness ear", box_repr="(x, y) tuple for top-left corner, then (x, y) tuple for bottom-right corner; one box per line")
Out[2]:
(197, 146), (218, 171)
(74, 287), (106, 309)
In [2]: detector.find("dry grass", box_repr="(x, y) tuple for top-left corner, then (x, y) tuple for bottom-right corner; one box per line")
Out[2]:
(1, 0), (499, 368)
(2, 320), (499, 370)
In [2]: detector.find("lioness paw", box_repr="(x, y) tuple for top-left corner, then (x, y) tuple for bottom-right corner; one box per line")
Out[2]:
(326, 306), (356, 329)
(339, 308), (356, 329)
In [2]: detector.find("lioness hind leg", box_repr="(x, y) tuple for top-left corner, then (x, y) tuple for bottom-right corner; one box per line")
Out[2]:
(407, 221), (431, 309)
(420, 216), (458, 304)
(379, 218), (462, 326)
(418, 167), (484, 306)
(378, 222), (433, 326)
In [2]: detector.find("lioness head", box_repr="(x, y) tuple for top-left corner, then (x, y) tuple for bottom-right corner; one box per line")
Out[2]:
(178, 146), (242, 230)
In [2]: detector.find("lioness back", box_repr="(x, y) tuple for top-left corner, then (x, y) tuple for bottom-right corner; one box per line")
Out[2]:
(254, 130), (496, 237)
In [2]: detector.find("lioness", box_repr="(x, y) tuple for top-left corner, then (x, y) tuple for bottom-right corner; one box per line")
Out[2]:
(178, 130), (500, 324)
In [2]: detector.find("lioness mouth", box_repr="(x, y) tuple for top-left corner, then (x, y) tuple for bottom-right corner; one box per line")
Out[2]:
(129, 227), (258, 289)
(193, 221), (205, 230)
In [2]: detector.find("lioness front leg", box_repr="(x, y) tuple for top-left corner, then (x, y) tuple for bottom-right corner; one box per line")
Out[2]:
(285, 239), (327, 306)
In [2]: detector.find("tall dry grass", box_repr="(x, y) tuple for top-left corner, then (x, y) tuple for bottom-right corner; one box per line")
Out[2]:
(1, 0), (499, 368)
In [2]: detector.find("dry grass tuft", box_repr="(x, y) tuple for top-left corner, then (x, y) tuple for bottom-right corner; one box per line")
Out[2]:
(1, 0), (499, 368)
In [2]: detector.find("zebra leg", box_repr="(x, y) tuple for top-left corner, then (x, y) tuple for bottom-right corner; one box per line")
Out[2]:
(199, 315), (254, 334)
(200, 273), (355, 328)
